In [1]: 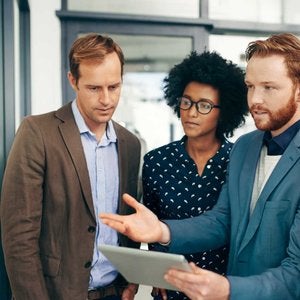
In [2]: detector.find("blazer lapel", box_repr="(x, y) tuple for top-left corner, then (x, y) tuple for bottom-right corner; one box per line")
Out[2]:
(113, 121), (128, 214)
(56, 104), (96, 221)
(239, 131), (300, 253)
(235, 132), (264, 250)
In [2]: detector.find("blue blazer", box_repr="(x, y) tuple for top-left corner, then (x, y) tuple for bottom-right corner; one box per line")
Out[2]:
(165, 129), (300, 300)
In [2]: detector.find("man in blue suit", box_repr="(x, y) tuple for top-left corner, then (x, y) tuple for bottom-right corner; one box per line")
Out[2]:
(100, 33), (300, 300)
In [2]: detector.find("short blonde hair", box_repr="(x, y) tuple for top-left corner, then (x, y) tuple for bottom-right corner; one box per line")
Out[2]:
(69, 33), (124, 84)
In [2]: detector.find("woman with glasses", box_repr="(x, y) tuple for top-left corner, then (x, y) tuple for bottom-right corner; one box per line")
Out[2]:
(142, 51), (248, 300)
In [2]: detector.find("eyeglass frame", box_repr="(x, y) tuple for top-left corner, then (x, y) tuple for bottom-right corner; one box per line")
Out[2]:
(177, 96), (221, 115)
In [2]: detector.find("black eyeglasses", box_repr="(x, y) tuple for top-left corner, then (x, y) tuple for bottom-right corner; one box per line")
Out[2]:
(177, 97), (221, 115)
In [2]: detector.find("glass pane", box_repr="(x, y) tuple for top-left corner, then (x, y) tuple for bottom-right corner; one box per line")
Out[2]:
(209, 34), (268, 68)
(283, 0), (300, 24)
(108, 34), (192, 151)
(68, 0), (200, 18)
(209, 0), (281, 23)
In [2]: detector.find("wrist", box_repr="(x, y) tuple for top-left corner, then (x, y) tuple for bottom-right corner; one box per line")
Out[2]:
(224, 277), (230, 300)
(159, 221), (171, 244)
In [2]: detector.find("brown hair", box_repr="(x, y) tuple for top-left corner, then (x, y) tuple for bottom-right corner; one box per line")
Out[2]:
(245, 33), (300, 84)
(69, 33), (125, 84)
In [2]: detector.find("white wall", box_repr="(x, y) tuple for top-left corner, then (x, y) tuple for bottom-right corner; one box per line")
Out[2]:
(29, 0), (62, 114)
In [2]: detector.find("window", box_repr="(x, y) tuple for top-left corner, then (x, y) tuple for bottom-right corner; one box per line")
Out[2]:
(68, 0), (200, 18)
(209, 0), (281, 23)
(108, 34), (191, 150)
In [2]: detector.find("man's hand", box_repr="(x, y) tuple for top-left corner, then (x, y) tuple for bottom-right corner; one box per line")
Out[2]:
(100, 193), (170, 243)
(165, 263), (230, 300)
(121, 283), (138, 300)
(151, 287), (168, 300)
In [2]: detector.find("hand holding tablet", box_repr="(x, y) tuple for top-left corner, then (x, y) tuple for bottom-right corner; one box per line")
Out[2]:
(99, 244), (192, 291)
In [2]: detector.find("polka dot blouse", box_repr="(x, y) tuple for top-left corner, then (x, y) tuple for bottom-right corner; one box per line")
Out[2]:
(142, 136), (231, 299)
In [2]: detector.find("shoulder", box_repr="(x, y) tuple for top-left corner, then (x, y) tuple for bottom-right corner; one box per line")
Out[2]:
(23, 103), (72, 124)
(233, 130), (263, 146)
(229, 130), (263, 159)
(19, 103), (77, 135)
(221, 138), (233, 152)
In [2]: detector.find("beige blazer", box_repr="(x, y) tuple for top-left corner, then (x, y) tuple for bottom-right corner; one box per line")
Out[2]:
(0, 103), (141, 300)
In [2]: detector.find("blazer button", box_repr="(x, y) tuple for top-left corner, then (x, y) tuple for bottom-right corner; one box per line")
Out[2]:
(84, 261), (92, 268)
(88, 226), (96, 233)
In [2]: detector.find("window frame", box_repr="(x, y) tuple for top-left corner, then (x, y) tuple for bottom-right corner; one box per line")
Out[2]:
(56, 2), (213, 103)
(57, 0), (300, 103)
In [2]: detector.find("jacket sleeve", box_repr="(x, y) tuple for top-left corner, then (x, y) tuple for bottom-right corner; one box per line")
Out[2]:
(0, 117), (50, 300)
(165, 180), (231, 255)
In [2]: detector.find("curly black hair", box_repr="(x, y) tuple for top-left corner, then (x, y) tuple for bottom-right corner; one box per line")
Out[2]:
(163, 51), (248, 139)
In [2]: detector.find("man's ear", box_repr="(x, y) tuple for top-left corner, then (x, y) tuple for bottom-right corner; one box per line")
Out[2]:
(296, 83), (300, 101)
(67, 71), (77, 90)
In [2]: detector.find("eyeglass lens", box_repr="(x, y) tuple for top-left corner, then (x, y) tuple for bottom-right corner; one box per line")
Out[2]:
(179, 97), (214, 114)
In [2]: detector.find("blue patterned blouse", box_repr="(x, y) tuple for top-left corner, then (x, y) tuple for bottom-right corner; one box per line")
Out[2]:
(142, 136), (231, 299)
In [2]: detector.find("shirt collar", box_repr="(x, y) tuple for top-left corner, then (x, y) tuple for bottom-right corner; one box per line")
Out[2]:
(263, 120), (300, 155)
(71, 100), (117, 143)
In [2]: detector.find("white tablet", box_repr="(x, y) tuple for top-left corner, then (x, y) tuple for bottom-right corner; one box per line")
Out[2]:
(99, 244), (192, 291)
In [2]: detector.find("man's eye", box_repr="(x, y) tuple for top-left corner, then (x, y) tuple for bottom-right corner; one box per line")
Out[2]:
(264, 86), (274, 90)
(109, 85), (120, 91)
(89, 87), (98, 92)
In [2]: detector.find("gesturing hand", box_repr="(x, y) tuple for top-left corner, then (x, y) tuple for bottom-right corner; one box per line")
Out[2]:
(100, 193), (170, 244)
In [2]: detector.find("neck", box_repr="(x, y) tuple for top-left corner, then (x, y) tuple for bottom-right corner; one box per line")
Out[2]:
(88, 122), (107, 142)
(186, 135), (221, 156)
(271, 117), (300, 137)
(186, 136), (221, 175)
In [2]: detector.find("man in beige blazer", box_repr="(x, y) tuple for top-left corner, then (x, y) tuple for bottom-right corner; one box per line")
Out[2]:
(1, 33), (141, 300)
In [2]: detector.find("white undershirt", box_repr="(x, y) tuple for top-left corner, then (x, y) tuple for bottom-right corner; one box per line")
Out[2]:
(250, 146), (281, 215)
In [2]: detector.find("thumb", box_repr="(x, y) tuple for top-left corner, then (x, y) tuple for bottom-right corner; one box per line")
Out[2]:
(190, 262), (204, 274)
(122, 193), (140, 210)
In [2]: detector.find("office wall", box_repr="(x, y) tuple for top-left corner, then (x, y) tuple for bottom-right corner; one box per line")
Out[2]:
(29, 0), (62, 114)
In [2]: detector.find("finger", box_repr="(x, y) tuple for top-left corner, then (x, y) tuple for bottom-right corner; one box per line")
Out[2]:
(99, 212), (125, 222)
(164, 272), (199, 297)
(167, 268), (193, 278)
(122, 193), (141, 210)
(127, 283), (138, 293)
(151, 287), (159, 297)
(160, 288), (168, 300)
(99, 217), (127, 234)
(121, 286), (135, 300)
(166, 268), (199, 285)
(164, 272), (185, 292)
(190, 262), (204, 274)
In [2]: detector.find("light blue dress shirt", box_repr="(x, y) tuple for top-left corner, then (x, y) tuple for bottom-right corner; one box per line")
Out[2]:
(72, 100), (119, 289)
